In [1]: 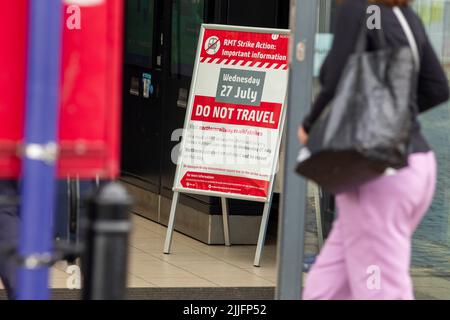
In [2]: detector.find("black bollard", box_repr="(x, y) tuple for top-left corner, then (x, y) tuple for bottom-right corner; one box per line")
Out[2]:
(82, 182), (132, 300)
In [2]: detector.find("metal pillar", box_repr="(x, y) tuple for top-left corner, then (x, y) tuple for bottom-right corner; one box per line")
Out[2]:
(276, 0), (317, 300)
(82, 182), (132, 300)
(17, 0), (63, 300)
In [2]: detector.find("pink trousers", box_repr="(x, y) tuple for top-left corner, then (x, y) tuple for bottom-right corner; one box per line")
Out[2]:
(303, 151), (437, 300)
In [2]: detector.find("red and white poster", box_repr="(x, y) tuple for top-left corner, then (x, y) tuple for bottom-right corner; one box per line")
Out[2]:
(0, 0), (123, 179)
(174, 25), (290, 201)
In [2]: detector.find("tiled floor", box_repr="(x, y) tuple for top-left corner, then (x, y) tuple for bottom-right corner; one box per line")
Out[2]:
(1, 213), (449, 300)
(49, 214), (280, 289)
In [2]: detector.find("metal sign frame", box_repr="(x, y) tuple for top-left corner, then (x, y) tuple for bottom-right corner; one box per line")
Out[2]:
(164, 24), (290, 267)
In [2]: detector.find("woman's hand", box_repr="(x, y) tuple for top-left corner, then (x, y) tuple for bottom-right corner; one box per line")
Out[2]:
(298, 126), (309, 145)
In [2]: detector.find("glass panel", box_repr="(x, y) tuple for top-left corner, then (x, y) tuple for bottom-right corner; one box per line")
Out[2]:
(171, 0), (205, 77)
(314, 1), (450, 299)
(308, 0), (338, 241)
(411, 0), (450, 299)
(125, 0), (155, 68)
(314, 0), (335, 78)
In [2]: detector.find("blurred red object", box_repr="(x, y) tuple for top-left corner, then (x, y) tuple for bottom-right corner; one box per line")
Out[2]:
(0, 0), (124, 179)
(58, 0), (124, 178)
(0, 0), (27, 178)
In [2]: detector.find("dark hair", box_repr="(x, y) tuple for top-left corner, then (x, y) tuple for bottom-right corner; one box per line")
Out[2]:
(369, 0), (411, 6)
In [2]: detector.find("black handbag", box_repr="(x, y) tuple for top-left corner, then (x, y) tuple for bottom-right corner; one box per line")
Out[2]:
(296, 7), (419, 194)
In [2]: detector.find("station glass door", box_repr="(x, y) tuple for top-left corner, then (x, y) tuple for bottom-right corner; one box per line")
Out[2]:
(121, 0), (165, 193)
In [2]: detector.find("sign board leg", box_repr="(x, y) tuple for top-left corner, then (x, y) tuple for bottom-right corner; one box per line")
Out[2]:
(221, 197), (231, 246)
(164, 192), (180, 254)
(254, 192), (274, 267)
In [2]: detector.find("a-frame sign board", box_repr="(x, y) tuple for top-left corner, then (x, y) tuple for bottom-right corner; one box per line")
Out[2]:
(164, 24), (290, 267)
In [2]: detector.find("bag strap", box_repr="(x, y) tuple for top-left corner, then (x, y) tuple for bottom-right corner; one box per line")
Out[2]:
(393, 6), (420, 70)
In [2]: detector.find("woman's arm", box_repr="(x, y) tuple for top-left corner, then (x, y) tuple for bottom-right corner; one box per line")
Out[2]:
(302, 0), (365, 133)
(417, 36), (450, 113)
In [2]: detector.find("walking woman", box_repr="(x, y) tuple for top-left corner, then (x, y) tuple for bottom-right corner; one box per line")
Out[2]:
(299, 0), (450, 299)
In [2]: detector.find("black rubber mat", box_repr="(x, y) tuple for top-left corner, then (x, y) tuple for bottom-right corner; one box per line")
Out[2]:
(0, 288), (438, 300)
(0, 287), (276, 300)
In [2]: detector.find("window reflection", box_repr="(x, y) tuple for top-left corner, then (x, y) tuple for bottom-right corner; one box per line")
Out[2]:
(125, 0), (155, 68)
(171, 0), (205, 77)
(408, 0), (450, 299)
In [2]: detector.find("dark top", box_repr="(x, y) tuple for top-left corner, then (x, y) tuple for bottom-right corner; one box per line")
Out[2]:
(302, 0), (450, 153)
